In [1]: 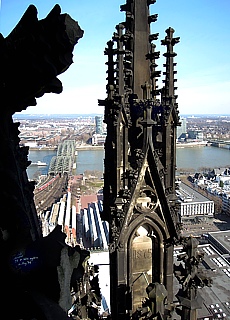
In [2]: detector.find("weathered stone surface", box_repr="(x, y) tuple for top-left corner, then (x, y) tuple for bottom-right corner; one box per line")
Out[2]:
(0, 5), (85, 319)
(101, 0), (181, 318)
(0, 4), (83, 113)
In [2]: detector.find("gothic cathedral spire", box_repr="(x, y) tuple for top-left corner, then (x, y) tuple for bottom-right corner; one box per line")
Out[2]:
(99, 1), (181, 318)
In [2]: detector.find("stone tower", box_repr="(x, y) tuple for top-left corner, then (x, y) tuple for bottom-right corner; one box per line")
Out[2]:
(99, 0), (181, 318)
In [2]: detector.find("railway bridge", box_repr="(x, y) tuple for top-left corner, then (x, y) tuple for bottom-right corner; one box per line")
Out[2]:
(48, 140), (76, 176)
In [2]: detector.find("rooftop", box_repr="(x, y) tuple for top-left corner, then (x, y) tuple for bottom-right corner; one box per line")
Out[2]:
(177, 182), (213, 203)
(209, 230), (230, 254)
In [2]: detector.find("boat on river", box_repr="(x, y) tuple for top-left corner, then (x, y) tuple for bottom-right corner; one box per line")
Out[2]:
(30, 161), (47, 166)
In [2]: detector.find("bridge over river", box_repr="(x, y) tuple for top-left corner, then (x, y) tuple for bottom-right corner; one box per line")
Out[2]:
(48, 140), (76, 176)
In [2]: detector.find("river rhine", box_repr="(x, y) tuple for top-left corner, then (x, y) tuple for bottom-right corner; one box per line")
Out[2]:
(27, 146), (230, 180)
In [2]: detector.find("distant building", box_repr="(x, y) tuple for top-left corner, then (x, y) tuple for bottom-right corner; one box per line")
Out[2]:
(222, 192), (230, 214)
(81, 196), (109, 250)
(177, 117), (187, 140)
(187, 130), (204, 141)
(176, 182), (214, 218)
(24, 141), (38, 148)
(95, 115), (103, 134)
(208, 230), (230, 255)
(92, 133), (106, 145)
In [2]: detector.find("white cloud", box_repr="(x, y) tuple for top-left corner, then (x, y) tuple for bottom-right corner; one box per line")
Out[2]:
(21, 79), (230, 116)
(177, 81), (230, 114)
(22, 84), (106, 114)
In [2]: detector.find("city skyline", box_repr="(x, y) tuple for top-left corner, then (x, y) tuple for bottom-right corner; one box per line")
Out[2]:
(1, 0), (230, 115)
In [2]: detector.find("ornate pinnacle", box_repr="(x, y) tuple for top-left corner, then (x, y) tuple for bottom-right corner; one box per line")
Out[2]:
(161, 27), (180, 105)
(175, 237), (212, 319)
(104, 40), (115, 94)
(146, 43), (161, 100)
(161, 27), (180, 57)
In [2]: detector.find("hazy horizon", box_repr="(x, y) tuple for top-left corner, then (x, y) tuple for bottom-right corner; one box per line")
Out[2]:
(13, 113), (230, 119)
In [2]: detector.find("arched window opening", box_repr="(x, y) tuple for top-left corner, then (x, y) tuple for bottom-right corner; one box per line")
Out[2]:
(130, 224), (160, 312)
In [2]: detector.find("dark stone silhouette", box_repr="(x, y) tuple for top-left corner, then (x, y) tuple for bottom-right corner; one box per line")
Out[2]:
(174, 236), (212, 320)
(99, 0), (182, 319)
(0, 4), (83, 112)
(0, 5), (90, 319)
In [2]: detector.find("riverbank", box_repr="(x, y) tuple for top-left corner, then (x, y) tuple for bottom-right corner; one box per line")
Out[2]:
(27, 144), (230, 180)
(27, 146), (57, 151)
(176, 141), (208, 148)
(177, 140), (230, 150)
(28, 142), (230, 152)
(77, 142), (208, 150)
(76, 145), (104, 150)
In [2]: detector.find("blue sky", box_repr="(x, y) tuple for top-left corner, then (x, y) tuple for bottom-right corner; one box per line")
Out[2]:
(1, 0), (230, 115)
